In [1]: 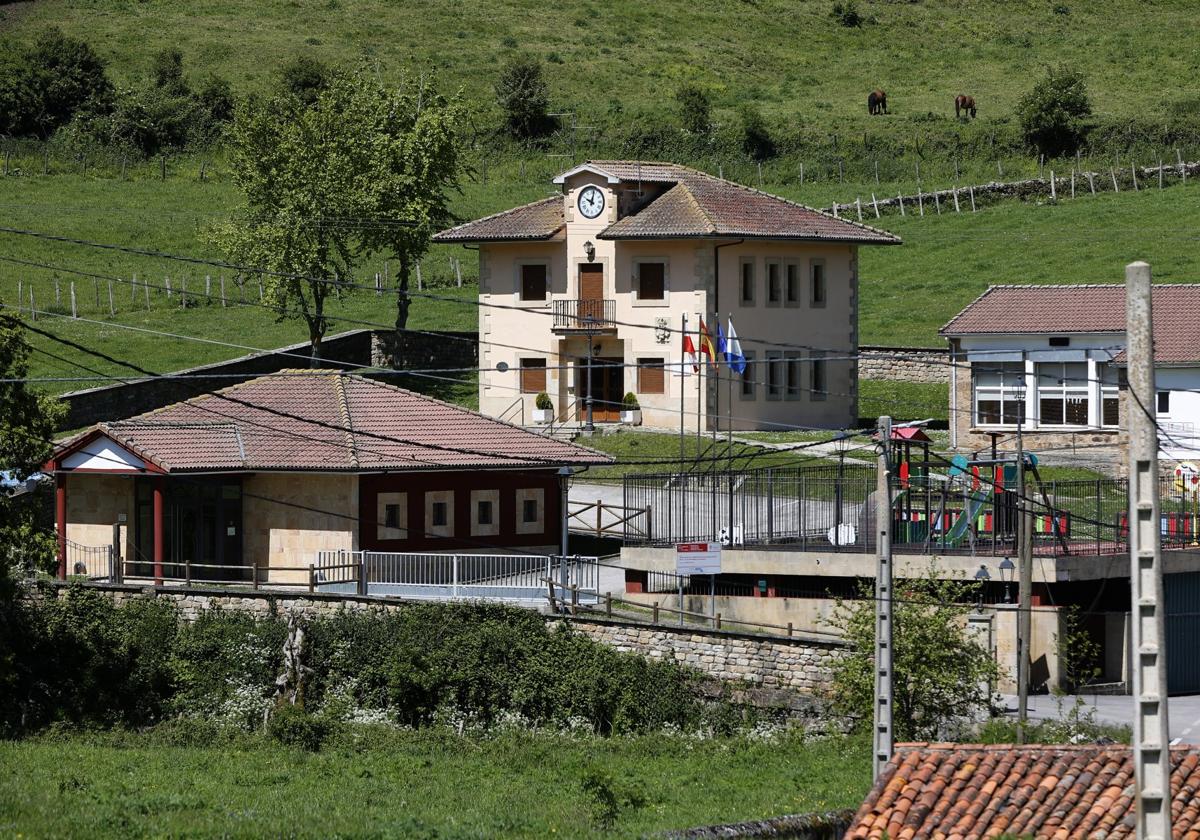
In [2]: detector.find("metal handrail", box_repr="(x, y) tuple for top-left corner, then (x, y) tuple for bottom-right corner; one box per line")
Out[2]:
(552, 298), (616, 329)
(498, 396), (525, 426)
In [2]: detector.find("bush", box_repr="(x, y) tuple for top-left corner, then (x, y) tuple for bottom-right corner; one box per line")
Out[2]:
(0, 28), (113, 138)
(738, 104), (776, 161)
(1016, 65), (1092, 158)
(280, 54), (331, 105)
(535, 392), (553, 410)
(831, 1), (863, 27)
(267, 703), (335, 750)
(495, 55), (555, 140)
(674, 84), (711, 136)
(621, 392), (639, 409)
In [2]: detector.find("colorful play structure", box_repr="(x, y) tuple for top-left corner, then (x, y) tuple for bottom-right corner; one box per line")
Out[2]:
(885, 428), (1068, 554)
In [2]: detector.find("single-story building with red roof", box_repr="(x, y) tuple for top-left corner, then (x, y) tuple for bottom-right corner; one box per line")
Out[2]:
(846, 741), (1200, 839)
(45, 371), (612, 585)
(941, 284), (1200, 466)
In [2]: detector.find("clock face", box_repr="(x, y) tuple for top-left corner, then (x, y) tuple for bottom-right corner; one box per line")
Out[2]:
(577, 186), (605, 219)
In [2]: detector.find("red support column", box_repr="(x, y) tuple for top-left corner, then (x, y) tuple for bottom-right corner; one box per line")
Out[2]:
(55, 474), (67, 579)
(153, 477), (164, 585)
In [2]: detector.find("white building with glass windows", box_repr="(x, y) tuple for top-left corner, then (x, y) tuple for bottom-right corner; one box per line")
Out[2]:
(942, 284), (1200, 464)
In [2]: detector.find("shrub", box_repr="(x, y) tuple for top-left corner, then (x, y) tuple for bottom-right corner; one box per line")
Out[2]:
(495, 55), (555, 140)
(621, 392), (639, 409)
(535, 392), (553, 410)
(0, 28), (113, 138)
(738, 104), (776, 161)
(1016, 65), (1092, 158)
(268, 702), (335, 750)
(831, 1), (863, 27)
(280, 54), (331, 105)
(674, 84), (711, 136)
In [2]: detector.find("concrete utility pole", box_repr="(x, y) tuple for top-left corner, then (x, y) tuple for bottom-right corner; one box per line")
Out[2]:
(873, 415), (894, 780)
(1126, 260), (1173, 840)
(1016, 364), (1032, 744)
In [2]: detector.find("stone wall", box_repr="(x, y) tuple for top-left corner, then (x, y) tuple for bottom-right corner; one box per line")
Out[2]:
(371, 330), (478, 371)
(858, 345), (949, 384)
(26, 581), (842, 698)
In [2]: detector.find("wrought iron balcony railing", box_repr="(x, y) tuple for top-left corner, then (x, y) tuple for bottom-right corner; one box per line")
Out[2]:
(552, 298), (616, 331)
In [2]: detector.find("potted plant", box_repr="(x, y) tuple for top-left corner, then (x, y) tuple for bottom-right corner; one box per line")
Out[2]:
(620, 392), (641, 425)
(533, 392), (554, 424)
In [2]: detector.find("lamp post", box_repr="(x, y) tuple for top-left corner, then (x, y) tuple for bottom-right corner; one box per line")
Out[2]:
(999, 556), (1015, 604)
(833, 431), (853, 548)
(974, 563), (991, 610)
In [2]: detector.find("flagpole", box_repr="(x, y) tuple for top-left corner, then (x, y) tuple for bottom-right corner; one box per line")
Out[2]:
(727, 312), (735, 541)
(680, 312), (687, 465)
(695, 310), (701, 456)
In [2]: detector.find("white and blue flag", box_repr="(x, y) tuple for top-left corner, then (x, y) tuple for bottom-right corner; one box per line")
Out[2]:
(725, 317), (746, 375)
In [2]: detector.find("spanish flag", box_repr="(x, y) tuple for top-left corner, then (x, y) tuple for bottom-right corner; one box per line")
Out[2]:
(698, 318), (718, 371)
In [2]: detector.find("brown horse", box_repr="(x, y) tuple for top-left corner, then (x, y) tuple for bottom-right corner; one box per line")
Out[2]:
(868, 89), (888, 115)
(955, 94), (977, 119)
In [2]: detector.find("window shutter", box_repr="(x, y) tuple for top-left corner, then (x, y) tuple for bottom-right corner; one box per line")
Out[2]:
(638, 359), (665, 394)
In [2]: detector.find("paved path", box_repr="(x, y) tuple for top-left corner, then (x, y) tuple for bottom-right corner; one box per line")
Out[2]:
(999, 694), (1200, 742)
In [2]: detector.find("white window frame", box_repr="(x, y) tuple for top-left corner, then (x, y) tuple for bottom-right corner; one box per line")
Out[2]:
(515, 259), (551, 305)
(1102, 365), (1120, 427)
(632, 257), (669, 307)
(973, 362), (1026, 427)
(1036, 361), (1090, 428)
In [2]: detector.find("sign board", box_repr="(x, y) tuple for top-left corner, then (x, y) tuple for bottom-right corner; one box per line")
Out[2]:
(676, 542), (722, 575)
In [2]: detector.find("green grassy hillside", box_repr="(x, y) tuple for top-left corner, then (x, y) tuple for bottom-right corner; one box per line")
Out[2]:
(3, 0), (1195, 133)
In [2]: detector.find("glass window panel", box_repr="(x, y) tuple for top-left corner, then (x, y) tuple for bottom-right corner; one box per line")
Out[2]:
(1040, 398), (1064, 426)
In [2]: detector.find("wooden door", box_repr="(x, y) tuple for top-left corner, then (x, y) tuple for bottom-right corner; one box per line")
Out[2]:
(579, 263), (604, 323)
(579, 357), (624, 422)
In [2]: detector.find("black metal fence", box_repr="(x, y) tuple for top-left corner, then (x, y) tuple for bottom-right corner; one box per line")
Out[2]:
(623, 465), (1200, 558)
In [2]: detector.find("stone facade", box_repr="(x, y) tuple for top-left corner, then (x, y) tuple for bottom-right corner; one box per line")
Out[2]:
(27, 581), (843, 697)
(858, 345), (949, 384)
(242, 473), (359, 584)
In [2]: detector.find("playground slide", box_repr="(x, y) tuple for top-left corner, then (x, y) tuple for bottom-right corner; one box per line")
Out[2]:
(944, 489), (991, 544)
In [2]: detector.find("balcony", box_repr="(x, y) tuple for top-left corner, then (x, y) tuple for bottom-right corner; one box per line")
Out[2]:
(552, 298), (617, 332)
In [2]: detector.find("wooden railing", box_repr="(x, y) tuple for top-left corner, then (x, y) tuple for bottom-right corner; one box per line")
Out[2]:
(567, 498), (651, 540)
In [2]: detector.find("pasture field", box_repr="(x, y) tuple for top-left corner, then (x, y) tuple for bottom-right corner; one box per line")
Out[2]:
(0, 729), (870, 839)
(2, 0), (1195, 141)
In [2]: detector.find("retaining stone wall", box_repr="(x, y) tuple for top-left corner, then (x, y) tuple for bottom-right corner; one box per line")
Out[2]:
(27, 581), (841, 698)
(371, 330), (478, 371)
(858, 345), (949, 384)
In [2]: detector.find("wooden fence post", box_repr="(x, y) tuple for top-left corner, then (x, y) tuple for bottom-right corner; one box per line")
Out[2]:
(969, 185), (977, 212)
(205, 275), (212, 302)
(1159, 159), (1164, 190)
(220, 273), (226, 307)
(871, 193), (880, 218)
(605, 592), (612, 617)
(1131, 163), (1138, 191)
(1049, 170), (1056, 202)
(165, 276), (172, 299)
(29, 286), (35, 321)
(70, 281), (77, 318)
(1110, 169), (1119, 192)
(144, 276), (150, 310)
(107, 279), (115, 316)
(652, 601), (659, 624)
(898, 193), (905, 216)
(952, 188), (960, 212)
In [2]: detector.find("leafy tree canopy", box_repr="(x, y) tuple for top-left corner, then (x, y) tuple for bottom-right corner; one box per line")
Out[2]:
(0, 27), (112, 138)
(1017, 65), (1092, 158)
(280, 55), (332, 106)
(828, 568), (1001, 741)
(214, 65), (466, 361)
(495, 55), (555, 141)
(0, 311), (65, 586)
(674, 84), (711, 136)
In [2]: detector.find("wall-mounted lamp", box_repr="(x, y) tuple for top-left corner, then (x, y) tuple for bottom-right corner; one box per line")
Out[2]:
(583, 240), (595, 262)
(998, 556), (1015, 604)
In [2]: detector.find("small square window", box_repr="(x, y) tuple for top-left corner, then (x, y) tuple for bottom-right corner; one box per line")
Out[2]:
(810, 261), (826, 307)
(1158, 391), (1171, 414)
(521, 264), (547, 301)
(637, 262), (665, 300)
(432, 501), (448, 527)
(477, 500), (493, 526)
(739, 259), (755, 305)
(1049, 336), (1071, 347)
(522, 498), (538, 523)
(384, 504), (401, 529)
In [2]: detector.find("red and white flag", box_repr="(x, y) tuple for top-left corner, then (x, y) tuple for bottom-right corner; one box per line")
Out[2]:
(682, 331), (699, 374)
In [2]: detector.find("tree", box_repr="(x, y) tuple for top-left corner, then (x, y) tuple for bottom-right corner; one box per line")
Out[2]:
(495, 55), (554, 140)
(280, 55), (331, 106)
(674, 84), (711, 136)
(1016, 65), (1092, 158)
(150, 47), (187, 94)
(828, 569), (1001, 741)
(0, 311), (65, 586)
(738, 104), (775, 161)
(0, 28), (112, 138)
(214, 65), (465, 361)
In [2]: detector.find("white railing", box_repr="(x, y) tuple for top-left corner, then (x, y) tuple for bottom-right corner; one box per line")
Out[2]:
(313, 550), (599, 602)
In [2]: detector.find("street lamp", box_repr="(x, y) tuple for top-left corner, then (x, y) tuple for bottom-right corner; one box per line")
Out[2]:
(974, 563), (991, 609)
(998, 556), (1015, 604)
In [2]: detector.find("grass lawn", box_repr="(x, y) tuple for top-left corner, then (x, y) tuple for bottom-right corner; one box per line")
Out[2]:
(0, 730), (871, 839)
(577, 428), (836, 481)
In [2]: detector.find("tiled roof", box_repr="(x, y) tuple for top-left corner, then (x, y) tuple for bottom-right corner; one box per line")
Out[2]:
(431, 196), (564, 242)
(846, 742), (1200, 840)
(433, 160), (900, 245)
(52, 371), (612, 473)
(940, 284), (1200, 363)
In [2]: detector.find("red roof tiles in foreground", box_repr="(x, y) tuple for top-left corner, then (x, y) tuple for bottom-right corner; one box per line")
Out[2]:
(52, 371), (613, 474)
(845, 742), (1200, 840)
(940, 284), (1200, 364)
